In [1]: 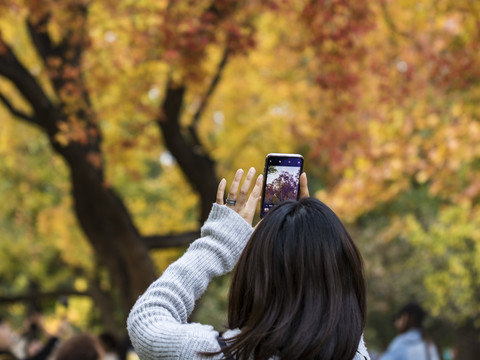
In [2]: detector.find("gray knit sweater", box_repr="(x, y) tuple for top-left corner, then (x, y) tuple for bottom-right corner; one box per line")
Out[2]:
(127, 204), (370, 360)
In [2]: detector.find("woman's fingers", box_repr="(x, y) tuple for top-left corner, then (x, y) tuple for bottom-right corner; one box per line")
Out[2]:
(216, 168), (263, 226)
(299, 172), (310, 199)
(216, 178), (227, 205)
(226, 169), (244, 206)
(236, 167), (256, 207)
(240, 174), (263, 224)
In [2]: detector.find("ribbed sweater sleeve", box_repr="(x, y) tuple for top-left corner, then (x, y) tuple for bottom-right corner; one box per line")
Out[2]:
(127, 203), (254, 360)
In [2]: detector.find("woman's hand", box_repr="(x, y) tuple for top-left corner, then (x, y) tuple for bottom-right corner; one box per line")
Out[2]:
(216, 167), (263, 226)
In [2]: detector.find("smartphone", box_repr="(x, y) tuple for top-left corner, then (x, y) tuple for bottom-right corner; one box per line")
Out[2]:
(260, 153), (304, 218)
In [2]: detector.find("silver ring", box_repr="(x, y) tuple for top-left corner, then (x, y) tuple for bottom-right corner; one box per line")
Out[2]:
(226, 198), (236, 206)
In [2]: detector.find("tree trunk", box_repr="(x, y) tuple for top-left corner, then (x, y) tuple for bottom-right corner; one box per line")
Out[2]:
(68, 158), (157, 311)
(455, 323), (480, 360)
(0, 46), (154, 317)
(158, 84), (219, 223)
(0, 9), (220, 323)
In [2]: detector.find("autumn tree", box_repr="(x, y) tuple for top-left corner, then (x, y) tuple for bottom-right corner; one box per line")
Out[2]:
(0, 0), (368, 327)
(2, 0), (480, 356)
(0, 0), (256, 320)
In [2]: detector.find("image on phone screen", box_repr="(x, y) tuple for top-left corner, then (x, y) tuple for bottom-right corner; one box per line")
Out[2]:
(260, 154), (303, 218)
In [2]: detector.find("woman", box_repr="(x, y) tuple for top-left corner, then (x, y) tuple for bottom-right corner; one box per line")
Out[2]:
(54, 333), (104, 360)
(127, 168), (369, 360)
(379, 303), (440, 360)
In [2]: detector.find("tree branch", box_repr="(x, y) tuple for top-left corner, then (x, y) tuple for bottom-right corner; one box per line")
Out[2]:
(0, 91), (38, 124)
(57, 3), (89, 68)
(27, 13), (53, 64)
(0, 40), (57, 134)
(188, 47), (230, 146)
(0, 289), (89, 304)
(142, 231), (200, 249)
(378, 0), (410, 40)
(193, 48), (230, 126)
(158, 82), (218, 221)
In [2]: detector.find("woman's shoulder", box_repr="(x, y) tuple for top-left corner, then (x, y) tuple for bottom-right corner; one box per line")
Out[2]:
(355, 334), (371, 360)
(221, 327), (241, 339)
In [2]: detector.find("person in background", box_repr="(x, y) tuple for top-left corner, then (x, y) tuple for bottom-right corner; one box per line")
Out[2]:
(117, 335), (139, 360)
(0, 318), (18, 360)
(98, 332), (120, 360)
(53, 333), (104, 360)
(379, 302), (440, 360)
(127, 168), (370, 360)
(22, 311), (70, 360)
(2, 311), (72, 360)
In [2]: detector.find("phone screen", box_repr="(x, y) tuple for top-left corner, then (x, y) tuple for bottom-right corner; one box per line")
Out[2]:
(260, 153), (304, 218)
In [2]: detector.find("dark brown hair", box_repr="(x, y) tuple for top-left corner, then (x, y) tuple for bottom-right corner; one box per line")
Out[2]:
(396, 302), (425, 333)
(222, 198), (366, 360)
(54, 333), (102, 360)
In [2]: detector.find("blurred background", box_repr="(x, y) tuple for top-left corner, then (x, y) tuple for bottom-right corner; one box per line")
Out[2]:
(0, 0), (479, 359)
